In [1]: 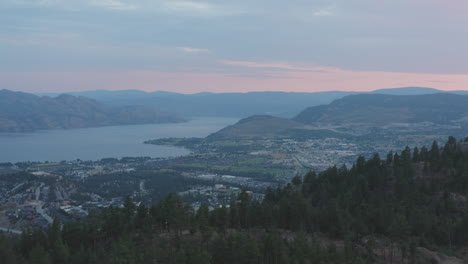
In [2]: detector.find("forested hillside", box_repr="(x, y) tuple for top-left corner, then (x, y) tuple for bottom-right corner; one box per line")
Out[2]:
(2, 137), (468, 263)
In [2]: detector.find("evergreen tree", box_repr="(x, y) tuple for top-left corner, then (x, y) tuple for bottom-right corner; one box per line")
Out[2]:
(238, 190), (250, 228)
(386, 151), (393, 164)
(412, 147), (420, 162)
(29, 245), (50, 264)
(420, 145), (429, 161)
(430, 140), (440, 161)
(123, 196), (136, 221)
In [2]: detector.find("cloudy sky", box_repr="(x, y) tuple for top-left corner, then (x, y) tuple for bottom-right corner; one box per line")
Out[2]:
(1, 0), (467, 93)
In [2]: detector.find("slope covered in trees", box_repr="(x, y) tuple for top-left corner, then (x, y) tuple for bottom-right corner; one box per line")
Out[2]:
(2, 137), (468, 263)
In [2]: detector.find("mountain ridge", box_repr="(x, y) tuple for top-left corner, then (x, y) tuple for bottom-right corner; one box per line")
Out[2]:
(0, 89), (187, 132)
(208, 93), (468, 139)
(294, 93), (468, 125)
(33, 86), (468, 119)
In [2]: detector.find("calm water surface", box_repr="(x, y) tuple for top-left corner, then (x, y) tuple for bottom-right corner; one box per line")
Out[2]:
(0, 117), (238, 163)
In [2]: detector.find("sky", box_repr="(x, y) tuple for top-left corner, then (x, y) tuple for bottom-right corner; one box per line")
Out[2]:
(1, 0), (468, 93)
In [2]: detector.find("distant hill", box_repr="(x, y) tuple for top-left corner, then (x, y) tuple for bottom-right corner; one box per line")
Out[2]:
(294, 93), (468, 125)
(207, 115), (305, 139)
(207, 115), (351, 140)
(0, 90), (187, 132)
(36, 87), (468, 119)
(371, 86), (468, 96)
(370, 86), (442, 95)
(208, 93), (468, 140)
(41, 90), (356, 118)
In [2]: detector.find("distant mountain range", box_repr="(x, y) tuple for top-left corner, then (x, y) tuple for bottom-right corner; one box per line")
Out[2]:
(208, 93), (468, 139)
(4, 87), (468, 133)
(36, 87), (468, 119)
(0, 90), (187, 132)
(38, 90), (356, 118)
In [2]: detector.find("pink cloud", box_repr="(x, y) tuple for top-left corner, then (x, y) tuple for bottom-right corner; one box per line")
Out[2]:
(219, 60), (323, 71)
(179, 47), (210, 54)
(1, 64), (467, 94)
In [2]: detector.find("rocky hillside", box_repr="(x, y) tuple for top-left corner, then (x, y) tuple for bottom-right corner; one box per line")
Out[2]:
(0, 89), (187, 132)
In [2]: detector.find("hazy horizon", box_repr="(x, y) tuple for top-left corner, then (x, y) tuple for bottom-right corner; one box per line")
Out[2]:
(9, 86), (468, 95)
(1, 0), (467, 94)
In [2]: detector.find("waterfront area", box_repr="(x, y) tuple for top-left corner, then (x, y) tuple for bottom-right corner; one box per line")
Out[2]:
(1, 117), (465, 233)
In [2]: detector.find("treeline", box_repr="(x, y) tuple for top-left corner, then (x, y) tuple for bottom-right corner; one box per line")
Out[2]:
(0, 172), (37, 186)
(2, 195), (357, 264)
(76, 170), (202, 201)
(2, 137), (468, 263)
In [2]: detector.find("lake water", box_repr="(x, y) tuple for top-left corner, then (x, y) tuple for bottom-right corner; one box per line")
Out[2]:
(0, 117), (238, 163)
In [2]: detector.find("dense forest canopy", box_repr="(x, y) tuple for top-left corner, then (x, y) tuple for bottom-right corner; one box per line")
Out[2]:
(2, 136), (468, 263)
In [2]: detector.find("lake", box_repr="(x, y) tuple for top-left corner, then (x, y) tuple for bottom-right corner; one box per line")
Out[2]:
(0, 117), (238, 163)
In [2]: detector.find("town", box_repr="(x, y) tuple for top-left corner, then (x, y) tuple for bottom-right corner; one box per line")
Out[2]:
(0, 127), (457, 233)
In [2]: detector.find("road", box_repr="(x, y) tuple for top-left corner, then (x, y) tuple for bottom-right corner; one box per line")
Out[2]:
(292, 155), (305, 168)
(0, 227), (22, 235)
(140, 180), (148, 195)
(35, 183), (44, 200)
(55, 189), (63, 201)
(7, 182), (25, 195)
(35, 183), (53, 224)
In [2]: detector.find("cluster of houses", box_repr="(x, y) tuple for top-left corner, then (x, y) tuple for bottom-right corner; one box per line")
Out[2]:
(4, 205), (49, 229)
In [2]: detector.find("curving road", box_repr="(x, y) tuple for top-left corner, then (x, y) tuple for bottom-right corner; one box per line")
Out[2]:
(35, 183), (53, 224)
